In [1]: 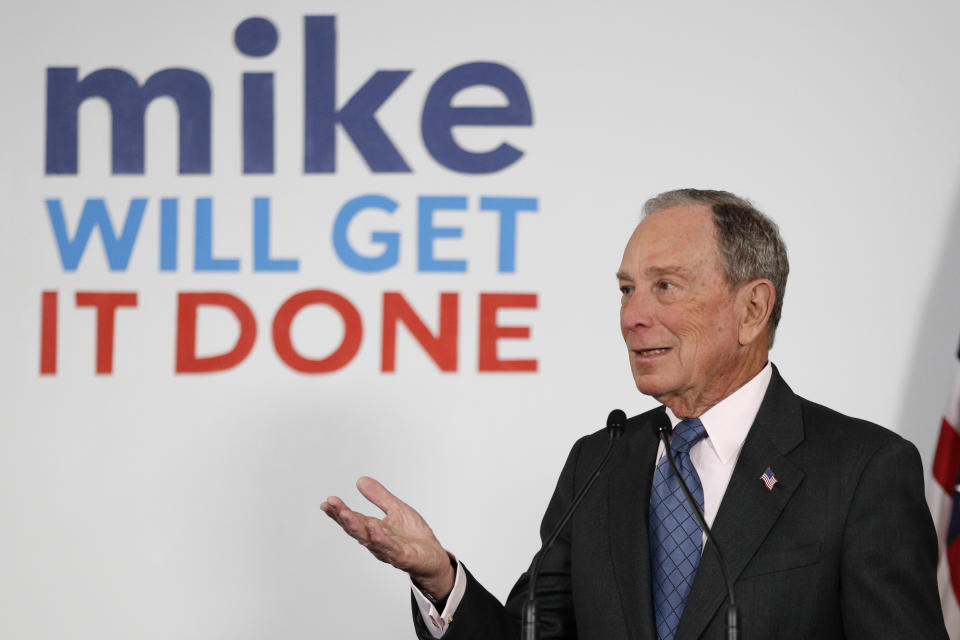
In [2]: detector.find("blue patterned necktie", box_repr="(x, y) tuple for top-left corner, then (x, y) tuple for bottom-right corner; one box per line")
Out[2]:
(650, 417), (708, 640)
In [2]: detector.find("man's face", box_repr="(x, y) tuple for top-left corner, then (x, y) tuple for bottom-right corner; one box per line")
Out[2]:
(617, 204), (746, 416)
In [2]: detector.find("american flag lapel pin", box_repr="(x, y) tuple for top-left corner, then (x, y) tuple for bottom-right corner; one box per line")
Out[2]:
(760, 467), (778, 490)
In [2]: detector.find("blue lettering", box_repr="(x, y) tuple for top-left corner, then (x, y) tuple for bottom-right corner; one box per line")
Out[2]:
(44, 16), (535, 177)
(304, 16), (412, 173)
(234, 16), (278, 56)
(160, 197), (178, 271)
(242, 74), (275, 174)
(480, 197), (538, 273)
(194, 198), (240, 271)
(236, 17), (278, 174)
(332, 195), (400, 271)
(45, 67), (211, 175)
(418, 196), (467, 272)
(46, 198), (146, 271)
(253, 197), (299, 271)
(422, 62), (532, 174)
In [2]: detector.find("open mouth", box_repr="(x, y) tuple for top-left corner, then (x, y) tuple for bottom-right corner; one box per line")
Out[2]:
(635, 347), (671, 358)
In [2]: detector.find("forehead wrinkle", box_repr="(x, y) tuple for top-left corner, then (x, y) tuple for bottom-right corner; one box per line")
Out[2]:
(644, 265), (696, 279)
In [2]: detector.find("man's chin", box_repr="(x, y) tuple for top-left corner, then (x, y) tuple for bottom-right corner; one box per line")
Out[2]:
(632, 375), (672, 400)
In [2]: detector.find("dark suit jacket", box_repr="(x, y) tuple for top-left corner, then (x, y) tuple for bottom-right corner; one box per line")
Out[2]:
(413, 366), (949, 639)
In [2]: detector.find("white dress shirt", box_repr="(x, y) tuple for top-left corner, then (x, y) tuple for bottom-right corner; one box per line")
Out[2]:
(412, 362), (773, 638)
(659, 362), (772, 536)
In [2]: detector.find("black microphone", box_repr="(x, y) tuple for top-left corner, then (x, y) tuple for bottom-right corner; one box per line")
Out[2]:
(520, 409), (626, 640)
(653, 413), (740, 640)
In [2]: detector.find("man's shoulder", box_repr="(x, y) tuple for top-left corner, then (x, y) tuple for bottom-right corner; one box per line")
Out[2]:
(797, 395), (903, 445)
(765, 365), (913, 458)
(791, 393), (920, 476)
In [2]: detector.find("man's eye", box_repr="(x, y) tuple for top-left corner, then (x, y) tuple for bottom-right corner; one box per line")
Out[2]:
(656, 281), (675, 291)
(619, 285), (633, 295)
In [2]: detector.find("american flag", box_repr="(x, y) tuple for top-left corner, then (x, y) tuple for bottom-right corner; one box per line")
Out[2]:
(760, 467), (778, 491)
(928, 336), (960, 637)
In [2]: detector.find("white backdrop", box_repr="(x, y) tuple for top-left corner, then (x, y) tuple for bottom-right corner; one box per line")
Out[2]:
(3, 1), (960, 638)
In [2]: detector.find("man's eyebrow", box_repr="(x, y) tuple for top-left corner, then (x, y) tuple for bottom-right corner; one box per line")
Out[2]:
(644, 265), (694, 279)
(617, 266), (695, 281)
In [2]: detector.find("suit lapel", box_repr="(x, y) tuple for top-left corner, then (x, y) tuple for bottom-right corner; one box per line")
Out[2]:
(608, 409), (663, 640)
(674, 367), (806, 640)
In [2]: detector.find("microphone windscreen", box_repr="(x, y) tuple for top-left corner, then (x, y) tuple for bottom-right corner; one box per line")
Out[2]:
(650, 410), (672, 439)
(606, 409), (627, 439)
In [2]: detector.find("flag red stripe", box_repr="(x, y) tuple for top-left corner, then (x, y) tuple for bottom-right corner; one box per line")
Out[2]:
(933, 419), (960, 494)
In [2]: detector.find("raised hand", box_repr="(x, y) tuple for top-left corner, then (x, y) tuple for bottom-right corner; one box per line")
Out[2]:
(321, 476), (456, 599)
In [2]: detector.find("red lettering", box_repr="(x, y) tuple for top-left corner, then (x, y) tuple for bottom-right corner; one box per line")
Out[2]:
(381, 292), (458, 372)
(40, 291), (58, 375)
(478, 293), (537, 372)
(176, 292), (256, 373)
(273, 289), (362, 373)
(75, 291), (138, 374)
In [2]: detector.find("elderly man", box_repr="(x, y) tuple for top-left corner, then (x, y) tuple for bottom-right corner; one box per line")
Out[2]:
(321, 189), (947, 639)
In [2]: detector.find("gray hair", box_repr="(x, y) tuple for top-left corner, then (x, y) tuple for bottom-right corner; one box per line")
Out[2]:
(642, 188), (789, 347)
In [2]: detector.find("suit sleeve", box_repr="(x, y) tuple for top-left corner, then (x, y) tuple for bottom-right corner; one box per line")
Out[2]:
(411, 436), (588, 640)
(840, 436), (949, 638)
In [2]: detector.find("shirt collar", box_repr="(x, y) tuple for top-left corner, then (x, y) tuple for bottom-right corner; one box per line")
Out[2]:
(664, 362), (773, 464)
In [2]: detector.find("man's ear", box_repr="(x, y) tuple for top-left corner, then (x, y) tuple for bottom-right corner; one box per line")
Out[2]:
(738, 279), (775, 346)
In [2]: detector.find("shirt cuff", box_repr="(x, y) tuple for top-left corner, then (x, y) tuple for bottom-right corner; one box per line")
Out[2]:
(411, 558), (467, 639)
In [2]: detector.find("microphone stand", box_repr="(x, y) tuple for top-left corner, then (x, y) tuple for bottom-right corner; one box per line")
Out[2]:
(520, 409), (626, 640)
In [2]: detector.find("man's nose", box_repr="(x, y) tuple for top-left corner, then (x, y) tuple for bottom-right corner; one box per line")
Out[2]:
(621, 290), (655, 330)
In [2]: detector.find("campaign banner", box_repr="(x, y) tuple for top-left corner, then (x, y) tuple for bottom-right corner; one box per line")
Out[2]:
(2, 2), (960, 638)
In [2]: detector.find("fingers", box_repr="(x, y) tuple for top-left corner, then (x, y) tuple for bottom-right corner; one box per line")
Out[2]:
(321, 496), (410, 569)
(321, 484), (448, 577)
(356, 476), (405, 515)
(321, 496), (371, 544)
